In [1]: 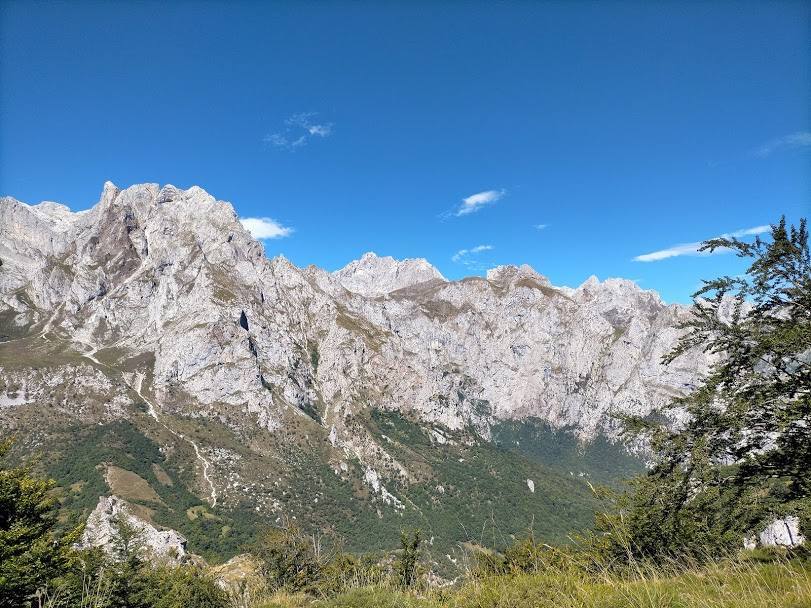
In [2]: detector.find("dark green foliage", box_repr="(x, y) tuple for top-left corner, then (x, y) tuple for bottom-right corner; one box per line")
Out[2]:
(355, 411), (603, 556)
(614, 217), (810, 560)
(49, 558), (229, 608)
(254, 519), (324, 593)
(490, 418), (644, 486)
(45, 420), (264, 562)
(41, 548), (109, 607)
(143, 567), (229, 608)
(254, 519), (377, 596)
(396, 529), (422, 589)
(109, 514), (147, 565)
(0, 438), (81, 608)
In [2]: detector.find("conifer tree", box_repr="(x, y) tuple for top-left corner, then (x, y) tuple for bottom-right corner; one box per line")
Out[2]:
(0, 439), (81, 607)
(618, 217), (810, 557)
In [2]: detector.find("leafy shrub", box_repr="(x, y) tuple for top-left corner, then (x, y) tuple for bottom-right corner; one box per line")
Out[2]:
(471, 533), (581, 578)
(144, 567), (229, 608)
(395, 529), (423, 589)
(254, 520), (324, 593)
(254, 520), (416, 597)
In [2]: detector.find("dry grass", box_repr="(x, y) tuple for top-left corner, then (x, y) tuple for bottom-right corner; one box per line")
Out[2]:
(446, 559), (811, 608)
(186, 505), (219, 521)
(104, 465), (163, 505)
(267, 557), (811, 608)
(151, 462), (174, 486)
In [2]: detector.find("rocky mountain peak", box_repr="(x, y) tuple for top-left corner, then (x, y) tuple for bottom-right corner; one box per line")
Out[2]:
(333, 251), (446, 297)
(29, 201), (75, 222)
(572, 275), (664, 309)
(486, 264), (552, 287)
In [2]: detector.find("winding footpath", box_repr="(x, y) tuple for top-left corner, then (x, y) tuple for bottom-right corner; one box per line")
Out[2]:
(130, 372), (218, 507)
(69, 334), (219, 508)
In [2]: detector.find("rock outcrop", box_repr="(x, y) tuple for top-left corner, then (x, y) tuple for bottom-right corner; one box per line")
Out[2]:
(79, 495), (188, 562)
(745, 516), (806, 550)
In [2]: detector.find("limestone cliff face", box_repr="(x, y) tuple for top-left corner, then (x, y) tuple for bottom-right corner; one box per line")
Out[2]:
(79, 495), (188, 562)
(0, 182), (710, 507)
(333, 251), (446, 297)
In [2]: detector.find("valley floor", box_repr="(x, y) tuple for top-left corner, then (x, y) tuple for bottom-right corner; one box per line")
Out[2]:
(244, 559), (811, 608)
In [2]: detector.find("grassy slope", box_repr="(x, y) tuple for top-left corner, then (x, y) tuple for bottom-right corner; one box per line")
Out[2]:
(257, 560), (811, 608)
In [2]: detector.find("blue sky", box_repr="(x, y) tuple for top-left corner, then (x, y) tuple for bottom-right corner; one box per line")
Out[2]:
(1, 1), (808, 303)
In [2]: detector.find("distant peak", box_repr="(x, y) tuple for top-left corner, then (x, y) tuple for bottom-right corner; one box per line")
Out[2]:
(578, 275), (642, 292)
(156, 184), (183, 204)
(100, 181), (120, 206)
(486, 264), (550, 285)
(581, 275), (600, 289)
(334, 252), (446, 297)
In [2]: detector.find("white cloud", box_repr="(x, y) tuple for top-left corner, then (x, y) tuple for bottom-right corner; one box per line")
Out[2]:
(754, 131), (811, 157)
(240, 217), (293, 239)
(633, 242), (724, 262)
(307, 124), (331, 137)
(452, 244), (494, 263)
(534, 223), (548, 230)
(726, 225), (770, 238)
(264, 112), (333, 149)
(633, 224), (770, 262)
(456, 190), (505, 216)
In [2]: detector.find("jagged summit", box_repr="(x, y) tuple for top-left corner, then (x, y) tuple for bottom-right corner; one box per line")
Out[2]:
(486, 264), (552, 287)
(333, 251), (446, 297)
(0, 184), (671, 309)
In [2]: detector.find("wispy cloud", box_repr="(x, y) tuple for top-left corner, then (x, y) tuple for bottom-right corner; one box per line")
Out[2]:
(452, 244), (494, 266)
(240, 217), (294, 239)
(534, 223), (549, 230)
(753, 131), (811, 157)
(456, 190), (505, 216)
(725, 225), (771, 238)
(633, 224), (770, 262)
(263, 112), (333, 150)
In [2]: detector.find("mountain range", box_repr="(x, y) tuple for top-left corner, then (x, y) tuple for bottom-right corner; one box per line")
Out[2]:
(0, 182), (710, 563)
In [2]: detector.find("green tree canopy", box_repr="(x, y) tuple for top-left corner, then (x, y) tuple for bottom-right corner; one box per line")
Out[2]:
(0, 438), (81, 607)
(615, 217), (810, 559)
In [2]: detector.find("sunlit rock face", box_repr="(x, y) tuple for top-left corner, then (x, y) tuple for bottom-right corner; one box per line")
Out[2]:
(79, 495), (188, 562)
(333, 251), (446, 297)
(0, 182), (710, 505)
(744, 516), (806, 549)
